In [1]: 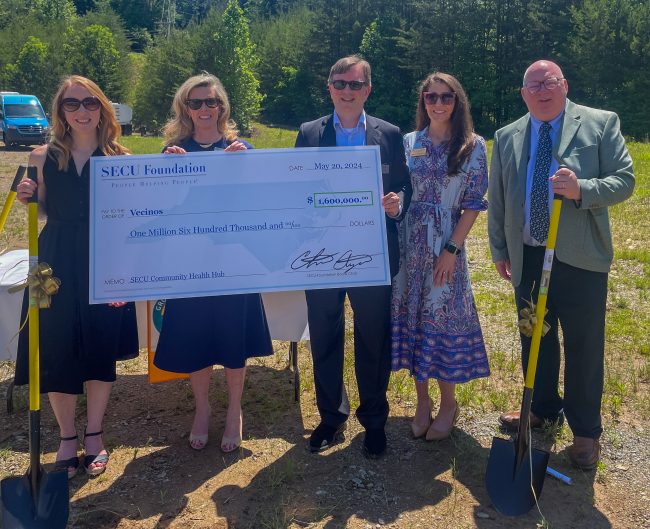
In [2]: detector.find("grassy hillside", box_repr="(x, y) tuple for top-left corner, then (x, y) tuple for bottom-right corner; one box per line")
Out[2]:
(120, 123), (298, 153)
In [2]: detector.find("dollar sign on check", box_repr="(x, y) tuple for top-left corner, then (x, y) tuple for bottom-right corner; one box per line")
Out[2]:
(307, 196), (313, 205)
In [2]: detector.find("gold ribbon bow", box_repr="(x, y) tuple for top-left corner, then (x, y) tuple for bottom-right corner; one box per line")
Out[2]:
(518, 298), (550, 338)
(8, 262), (61, 308)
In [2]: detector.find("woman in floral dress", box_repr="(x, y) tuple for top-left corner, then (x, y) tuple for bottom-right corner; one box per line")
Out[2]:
(391, 72), (489, 441)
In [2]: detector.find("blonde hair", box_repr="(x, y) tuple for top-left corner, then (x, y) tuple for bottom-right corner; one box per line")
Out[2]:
(49, 75), (129, 171)
(163, 73), (238, 146)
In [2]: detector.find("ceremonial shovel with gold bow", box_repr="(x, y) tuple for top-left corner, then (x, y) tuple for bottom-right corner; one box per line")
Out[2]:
(1, 166), (69, 529)
(485, 191), (564, 517)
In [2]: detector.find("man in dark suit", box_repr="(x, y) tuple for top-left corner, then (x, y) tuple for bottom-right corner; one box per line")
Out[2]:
(295, 55), (412, 458)
(488, 60), (635, 469)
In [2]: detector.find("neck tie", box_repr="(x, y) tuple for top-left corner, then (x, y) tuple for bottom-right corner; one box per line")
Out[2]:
(530, 122), (552, 243)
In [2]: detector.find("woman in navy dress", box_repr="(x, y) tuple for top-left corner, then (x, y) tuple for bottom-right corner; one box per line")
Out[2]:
(15, 76), (139, 478)
(154, 73), (273, 452)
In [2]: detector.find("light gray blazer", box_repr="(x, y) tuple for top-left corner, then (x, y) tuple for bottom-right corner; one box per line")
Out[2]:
(488, 99), (635, 287)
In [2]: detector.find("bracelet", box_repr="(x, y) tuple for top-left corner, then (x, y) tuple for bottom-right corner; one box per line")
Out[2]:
(444, 239), (461, 255)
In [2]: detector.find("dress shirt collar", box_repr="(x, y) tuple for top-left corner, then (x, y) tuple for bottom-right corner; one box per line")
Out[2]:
(530, 109), (564, 134)
(333, 110), (367, 131)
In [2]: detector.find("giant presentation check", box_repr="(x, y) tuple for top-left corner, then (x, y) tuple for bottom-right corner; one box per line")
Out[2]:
(89, 147), (391, 303)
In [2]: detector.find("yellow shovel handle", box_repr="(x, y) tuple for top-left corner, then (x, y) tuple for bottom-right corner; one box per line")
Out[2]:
(27, 166), (40, 411)
(524, 195), (563, 389)
(0, 165), (25, 234)
(0, 192), (16, 233)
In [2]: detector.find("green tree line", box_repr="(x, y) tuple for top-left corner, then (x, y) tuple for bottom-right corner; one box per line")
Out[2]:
(1, 0), (648, 138)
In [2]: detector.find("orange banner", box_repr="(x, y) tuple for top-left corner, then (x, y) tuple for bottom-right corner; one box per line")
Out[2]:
(147, 300), (189, 383)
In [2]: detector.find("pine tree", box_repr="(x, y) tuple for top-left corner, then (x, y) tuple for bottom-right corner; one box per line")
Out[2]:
(195, 0), (262, 132)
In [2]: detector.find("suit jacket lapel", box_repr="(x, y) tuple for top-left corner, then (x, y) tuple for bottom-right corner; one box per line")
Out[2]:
(320, 116), (336, 147)
(365, 115), (381, 146)
(555, 100), (581, 163)
(512, 116), (530, 204)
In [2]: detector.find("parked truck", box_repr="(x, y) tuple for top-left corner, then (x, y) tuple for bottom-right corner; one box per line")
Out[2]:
(0, 93), (49, 147)
(111, 102), (133, 135)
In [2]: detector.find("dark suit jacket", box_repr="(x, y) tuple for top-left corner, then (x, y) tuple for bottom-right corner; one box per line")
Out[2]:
(295, 113), (412, 277)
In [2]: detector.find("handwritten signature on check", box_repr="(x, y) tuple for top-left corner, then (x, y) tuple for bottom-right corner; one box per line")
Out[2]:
(290, 248), (373, 273)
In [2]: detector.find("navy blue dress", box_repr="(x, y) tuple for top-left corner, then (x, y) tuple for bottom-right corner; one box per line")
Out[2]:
(153, 137), (274, 372)
(16, 148), (139, 394)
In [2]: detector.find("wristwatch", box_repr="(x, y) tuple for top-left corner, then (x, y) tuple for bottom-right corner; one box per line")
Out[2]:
(444, 239), (461, 255)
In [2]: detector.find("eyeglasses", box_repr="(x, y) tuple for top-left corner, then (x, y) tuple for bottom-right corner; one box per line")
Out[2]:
(185, 98), (221, 110)
(329, 80), (367, 91)
(423, 91), (456, 105)
(60, 97), (101, 112)
(523, 77), (565, 93)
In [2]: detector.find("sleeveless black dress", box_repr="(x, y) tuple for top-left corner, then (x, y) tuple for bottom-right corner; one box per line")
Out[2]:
(153, 137), (273, 372)
(15, 147), (139, 394)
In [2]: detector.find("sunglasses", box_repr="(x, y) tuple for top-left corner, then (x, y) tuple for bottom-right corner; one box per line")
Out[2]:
(185, 98), (221, 110)
(330, 80), (367, 91)
(423, 91), (456, 105)
(60, 97), (101, 112)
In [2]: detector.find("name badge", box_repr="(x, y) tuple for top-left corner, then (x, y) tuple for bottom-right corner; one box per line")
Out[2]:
(410, 147), (427, 157)
(381, 164), (390, 174)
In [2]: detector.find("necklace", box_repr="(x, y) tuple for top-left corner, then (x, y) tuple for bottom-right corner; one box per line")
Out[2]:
(194, 134), (223, 149)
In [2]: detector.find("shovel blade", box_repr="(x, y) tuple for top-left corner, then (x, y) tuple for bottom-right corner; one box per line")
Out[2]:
(1, 468), (69, 529)
(485, 436), (549, 517)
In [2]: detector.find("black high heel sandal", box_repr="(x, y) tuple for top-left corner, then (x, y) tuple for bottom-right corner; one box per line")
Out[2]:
(54, 434), (79, 479)
(83, 429), (109, 477)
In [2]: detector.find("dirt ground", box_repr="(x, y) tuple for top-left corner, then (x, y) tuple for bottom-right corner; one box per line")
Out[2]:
(1, 147), (649, 529)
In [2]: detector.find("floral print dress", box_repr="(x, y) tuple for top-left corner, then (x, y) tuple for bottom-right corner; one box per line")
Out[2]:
(391, 129), (490, 383)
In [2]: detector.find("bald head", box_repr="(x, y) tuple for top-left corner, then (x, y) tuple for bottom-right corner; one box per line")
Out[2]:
(521, 60), (568, 121)
(523, 60), (564, 85)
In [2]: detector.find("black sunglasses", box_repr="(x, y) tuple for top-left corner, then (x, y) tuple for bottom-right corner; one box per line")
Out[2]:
(330, 80), (367, 91)
(423, 91), (456, 105)
(185, 98), (221, 110)
(60, 97), (101, 112)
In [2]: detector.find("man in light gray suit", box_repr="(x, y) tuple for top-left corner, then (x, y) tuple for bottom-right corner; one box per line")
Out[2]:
(488, 60), (634, 469)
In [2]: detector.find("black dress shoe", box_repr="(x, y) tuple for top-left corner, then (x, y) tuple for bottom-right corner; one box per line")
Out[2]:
(363, 428), (386, 459)
(309, 422), (346, 453)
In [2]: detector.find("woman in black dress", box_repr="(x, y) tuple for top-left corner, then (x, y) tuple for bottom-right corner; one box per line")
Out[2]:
(16, 76), (139, 478)
(154, 73), (273, 452)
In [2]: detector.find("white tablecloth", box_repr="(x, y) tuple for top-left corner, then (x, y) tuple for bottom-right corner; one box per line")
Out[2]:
(0, 250), (29, 361)
(262, 291), (310, 342)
